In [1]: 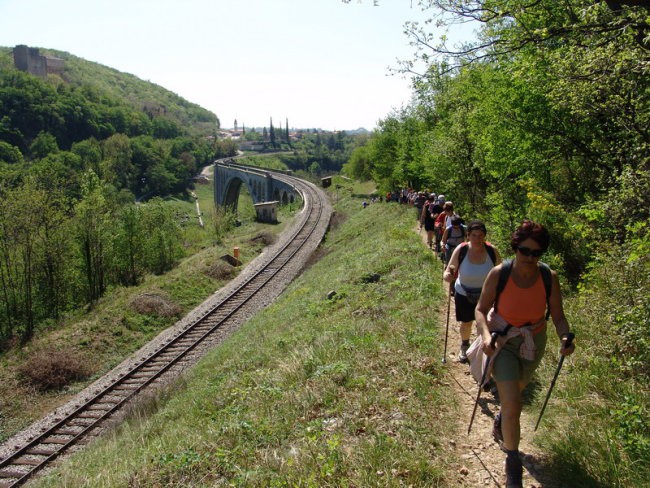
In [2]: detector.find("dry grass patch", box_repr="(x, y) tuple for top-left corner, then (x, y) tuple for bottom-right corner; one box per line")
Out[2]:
(130, 293), (181, 318)
(17, 349), (93, 391)
(204, 260), (238, 280)
(249, 231), (276, 246)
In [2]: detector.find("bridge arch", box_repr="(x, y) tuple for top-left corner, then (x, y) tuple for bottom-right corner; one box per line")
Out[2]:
(214, 160), (300, 216)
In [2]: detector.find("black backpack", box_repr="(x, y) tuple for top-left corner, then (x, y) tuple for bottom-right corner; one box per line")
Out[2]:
(494, 259), (553, 320)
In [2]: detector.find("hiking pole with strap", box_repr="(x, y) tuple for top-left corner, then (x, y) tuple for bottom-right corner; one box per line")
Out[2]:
(534, 332), (575, 431)
(442, 285), (452, 363)
(468, 332), (499, 435)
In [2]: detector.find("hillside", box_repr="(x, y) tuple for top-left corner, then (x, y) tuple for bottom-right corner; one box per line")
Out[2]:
(0, 45), (219, 136)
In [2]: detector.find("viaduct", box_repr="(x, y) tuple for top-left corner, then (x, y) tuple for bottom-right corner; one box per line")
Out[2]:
(213, 160), (299, 221)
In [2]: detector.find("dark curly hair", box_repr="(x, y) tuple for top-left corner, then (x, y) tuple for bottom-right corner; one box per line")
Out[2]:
(511, 219), (550, 252)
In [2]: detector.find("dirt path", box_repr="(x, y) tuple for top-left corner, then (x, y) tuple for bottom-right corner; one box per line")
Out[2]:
(414, 226), (558, 488)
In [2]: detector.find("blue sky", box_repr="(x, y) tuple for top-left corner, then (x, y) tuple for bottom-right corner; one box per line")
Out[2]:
(0, 0), (475, 131)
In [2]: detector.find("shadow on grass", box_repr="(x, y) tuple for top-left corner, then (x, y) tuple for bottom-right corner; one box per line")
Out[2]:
(522, 450), (610, 488)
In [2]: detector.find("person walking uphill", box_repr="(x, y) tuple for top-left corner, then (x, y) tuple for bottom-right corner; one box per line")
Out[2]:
(474, 220), (575, 488)
(443, 221), (501, 363)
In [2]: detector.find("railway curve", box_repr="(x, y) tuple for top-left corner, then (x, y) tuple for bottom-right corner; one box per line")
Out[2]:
(0, 168), (332, 487)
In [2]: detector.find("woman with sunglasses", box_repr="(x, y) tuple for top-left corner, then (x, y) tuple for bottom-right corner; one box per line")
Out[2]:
(443, 220), (501, 363)
(474, 220), (575, 488)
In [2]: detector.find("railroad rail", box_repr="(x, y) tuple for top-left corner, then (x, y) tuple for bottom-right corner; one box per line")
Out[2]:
(0, 169), (330, 487)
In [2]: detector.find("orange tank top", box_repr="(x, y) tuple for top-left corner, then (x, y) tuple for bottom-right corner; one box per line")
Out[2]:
(498, 272), (546, 327)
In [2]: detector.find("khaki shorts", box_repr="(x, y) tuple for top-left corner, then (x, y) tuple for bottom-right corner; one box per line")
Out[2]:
(492, 329), (547, 384)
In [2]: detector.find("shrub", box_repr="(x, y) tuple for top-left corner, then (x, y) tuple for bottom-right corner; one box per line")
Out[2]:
(249, 231), (276, 246)
(18, 349), (92, 390)
(130, 293), (181, 318)
(204, 261), (237, 280)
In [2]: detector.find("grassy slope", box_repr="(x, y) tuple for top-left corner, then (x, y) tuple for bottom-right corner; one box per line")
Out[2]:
(34, 179), (458, 487)
(0, 46), (218, 134)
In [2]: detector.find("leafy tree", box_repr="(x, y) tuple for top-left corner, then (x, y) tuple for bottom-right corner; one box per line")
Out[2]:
(139, 198), (183, 275)
(74, 171), (112, 304)
(101, 133), (135, 191)
(0, 141), (23, 165)
(29, 131), (59, 159)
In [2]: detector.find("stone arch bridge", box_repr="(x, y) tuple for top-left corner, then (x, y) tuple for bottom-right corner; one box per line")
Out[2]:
(214, 159), (299, 212)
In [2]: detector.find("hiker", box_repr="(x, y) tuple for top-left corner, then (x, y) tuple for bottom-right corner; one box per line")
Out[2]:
(441, 214), (466, 263)
(443, 221), (501, 363)
(474, 220), (575, 488)
(413, 191), (427, 220)
(420, 194), (440, 249)
(435, 201), (454, 257)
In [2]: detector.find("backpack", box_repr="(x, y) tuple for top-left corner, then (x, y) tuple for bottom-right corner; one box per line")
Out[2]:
(445, 224), (466, 246)
(458, 242), (497, 267)
(494, 259), (552, 320)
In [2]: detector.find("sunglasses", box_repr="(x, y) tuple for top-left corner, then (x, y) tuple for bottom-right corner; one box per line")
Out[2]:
(517, 246), (544, 257)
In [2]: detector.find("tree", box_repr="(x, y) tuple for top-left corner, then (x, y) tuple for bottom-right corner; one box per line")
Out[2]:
(74, 171), (112, 305)
(101, 134), (134, 191)
(29, 131), (58, 159)
(269, 117), (277, 148)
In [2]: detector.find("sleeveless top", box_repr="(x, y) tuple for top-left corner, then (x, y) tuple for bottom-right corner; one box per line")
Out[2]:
(454, 250), (494, 295)
(498, 272), (546, 327)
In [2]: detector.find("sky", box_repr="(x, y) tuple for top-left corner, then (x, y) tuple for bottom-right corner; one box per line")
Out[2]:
(0, 0), (475, 131)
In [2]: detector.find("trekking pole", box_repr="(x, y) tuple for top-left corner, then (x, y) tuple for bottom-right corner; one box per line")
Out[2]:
(468, 332), (499, 435)
(442, 285), (452, 363)
(534, 333), (575, 431)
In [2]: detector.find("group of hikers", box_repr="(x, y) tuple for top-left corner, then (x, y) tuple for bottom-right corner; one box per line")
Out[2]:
(411, 191), (576, 488)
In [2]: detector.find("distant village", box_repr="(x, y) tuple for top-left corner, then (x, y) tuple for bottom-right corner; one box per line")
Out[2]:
(218, 126), (368, 151)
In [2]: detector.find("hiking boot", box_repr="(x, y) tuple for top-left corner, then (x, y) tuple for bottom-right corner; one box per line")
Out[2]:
(458, 343), (469, 364)
(493, 411), (503, 443)
(505, 450), (523, 488)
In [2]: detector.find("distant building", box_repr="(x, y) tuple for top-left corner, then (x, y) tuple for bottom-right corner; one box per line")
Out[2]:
(13, 45), (65, 77)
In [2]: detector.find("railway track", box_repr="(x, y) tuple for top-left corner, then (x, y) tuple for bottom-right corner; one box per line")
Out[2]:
(0, 169), (330, 487)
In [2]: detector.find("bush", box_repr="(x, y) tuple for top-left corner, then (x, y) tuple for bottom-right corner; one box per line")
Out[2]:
(249, 231), (276, 246)
(204, 261), (237, 280)
(130, 293), (181, 318)
(18, 349), (92, 390)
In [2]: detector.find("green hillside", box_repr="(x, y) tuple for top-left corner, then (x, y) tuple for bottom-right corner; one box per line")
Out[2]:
(0, 45), (219, 136)
(0, 45), (239, 349)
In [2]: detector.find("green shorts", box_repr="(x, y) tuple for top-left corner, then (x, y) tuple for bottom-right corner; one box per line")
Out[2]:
(492, 329), (547, 384)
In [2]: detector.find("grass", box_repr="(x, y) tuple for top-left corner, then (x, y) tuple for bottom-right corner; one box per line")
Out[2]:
(530, 255), (650, 488)
(32, 178), (457, 487)
(8, 174), (647, 487)
(0, 172), (295, 444)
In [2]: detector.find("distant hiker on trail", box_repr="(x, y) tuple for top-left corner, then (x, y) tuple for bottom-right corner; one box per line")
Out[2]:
(473, 220), (575, 488)
(420, 194), (441, 249)
(443, 221), (501, 363)
(413, 191), (427, 220)
(441, 214), (466, 264)
(435, 201), (454, 258)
